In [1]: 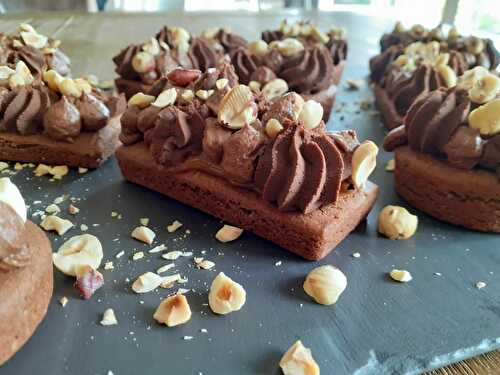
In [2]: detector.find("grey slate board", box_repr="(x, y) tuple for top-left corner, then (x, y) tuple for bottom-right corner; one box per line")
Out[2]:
(1, 11), (500, 375)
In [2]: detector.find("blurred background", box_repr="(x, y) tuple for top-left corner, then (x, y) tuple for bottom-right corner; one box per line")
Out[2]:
(0, 0), (498, 41)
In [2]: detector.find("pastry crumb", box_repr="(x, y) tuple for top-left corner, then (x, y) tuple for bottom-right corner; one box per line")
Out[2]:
(80, 224), (89, 231)
(115, 250), (125, 259)
(215, 225), (243, 243)
(104, 261), (114, 270)
(183, 336), (194, 340)
(78, 167), (88, 174)
(68, 204), (80, 215)
(352, 252), (361, 258)
(140, 217), (150, 226)
(275, 261), (282, 266)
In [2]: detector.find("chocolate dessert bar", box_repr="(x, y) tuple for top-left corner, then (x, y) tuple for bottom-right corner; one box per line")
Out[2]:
(0, 65), (125, 168)
(0, 178), (53, 365)
(383, 67), (500, 232)
(113, 26), (246, 99)
(116, 65), (379, 260)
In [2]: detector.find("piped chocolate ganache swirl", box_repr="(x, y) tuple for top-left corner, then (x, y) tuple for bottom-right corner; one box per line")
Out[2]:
(0, 24), (71, 77)
(0, 67), (125, 142)
(384, 68), (500, 176)
(120, 66), (376, 214)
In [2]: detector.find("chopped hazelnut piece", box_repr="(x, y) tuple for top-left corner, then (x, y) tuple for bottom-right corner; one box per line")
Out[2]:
(78, 167), (88, 174)
(104, 261), (114, 270)
(52, 234), (103, 276)
(131, 272), (165, 293)
(149, 244), (167, 253)
(208, 272), (246, 315)
(74, 266), (104, 300)
(476, 281), (487, 289)
(157, 263), (175, 274)
(153, 294), (192, 327)
(131, 226), (156, 244)
(34, 164), (51, 176)
(385, 158), (395, 172)
(162, 251), (182, 260)
(279, 340), (320, 375)
(45, 203), (60, 214)
(215, 225), (243, 243)
(167, 220), (183, 233)
(40, 215), (73, 235)
(0, 162), (9, 171)
(160, 273), (182, 288)
(132, 251), (144, 261)
(389, 269), (413, 283)
(100, 308), (118, 326)
(139, 217), (150, 226)
(59, 296), (68, 307)
(68, 204), (80, 215)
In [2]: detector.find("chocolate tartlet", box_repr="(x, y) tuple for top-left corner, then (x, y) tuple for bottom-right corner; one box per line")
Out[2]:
(376, 22), (499, 70)
(0, 178), (53, 365)
(0, 23), (71, 78)
(116, 66), (379, 260)
(372, 41), (468, 129)
(0, 65), (126, 168)
(383, 68), (500, 232)
(113, 26), (245, 99)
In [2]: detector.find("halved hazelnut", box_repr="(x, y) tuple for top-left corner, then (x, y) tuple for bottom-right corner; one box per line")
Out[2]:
(215, 224), (243, 242)
(128, 92), (155, 108)
(273, 38), (304, 56)
(20, 30), (47, 49)
(132, 51), (155, 73)
(303, 265), (347, 305)
(351, 140), (379, 188)
(208, 272), (246, 315)
(468, 73), (500, 104)
(298, 100), (323, 130)
(152, 88), (177, 108)
(154, 294), (192, 327)
(131, 226), (156, 244)
(218, 85), (257, 129)
(378, 205), (418, 240)
(279, 340), (320, 375)
(468, 98), (500, 136)
(215, 78), (229, 90)
(52, 234), (103, 276)
(389, 269), (413, 283)
(457, 66), (489, 91)
(248, 40), (269, 57)
(262, 78), (289, 100)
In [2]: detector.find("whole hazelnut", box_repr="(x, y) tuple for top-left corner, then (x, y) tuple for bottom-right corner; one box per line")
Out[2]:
(378, 205), (418, 240)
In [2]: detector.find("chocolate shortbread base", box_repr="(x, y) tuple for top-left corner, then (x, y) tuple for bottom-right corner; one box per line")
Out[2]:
(395, 146), (500, 232)
(0, 221), (53, 366)
(116, 142), (379, 260)
(0, 116), (121, 168)
(373, 84), (403, 130)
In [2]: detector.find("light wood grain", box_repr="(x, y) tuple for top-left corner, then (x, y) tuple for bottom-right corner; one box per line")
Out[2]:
(0, 11), (498, 374)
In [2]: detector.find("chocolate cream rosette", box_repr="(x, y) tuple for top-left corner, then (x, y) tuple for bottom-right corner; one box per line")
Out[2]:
(383, 66), (500, 232)
(116, 65), (379, 260)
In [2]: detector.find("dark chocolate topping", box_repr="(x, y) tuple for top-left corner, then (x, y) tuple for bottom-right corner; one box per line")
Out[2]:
(150, 105), (205, 166)
(279, 45), (334, 94)
(254, 123), (344, 213)
(325, 37), (348, 65)
(0, 202), (30, 272)
(43, 96), (82, 142)
(77, 93), (110, 132)
(188, 37), (222, 72)
(215, 29), (247, 52)
(369, 44), (404, 83)
(250, 66), (276, 85)
(230, 47), (259, 85)
(261, 30), (284, 44)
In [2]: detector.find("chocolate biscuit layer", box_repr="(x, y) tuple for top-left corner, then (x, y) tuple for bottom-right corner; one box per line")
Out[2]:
(394, 145), (500, 232)
(0, 221), (53, 365)
(116, 142), (379, 260)
(0, 116), (121, 168)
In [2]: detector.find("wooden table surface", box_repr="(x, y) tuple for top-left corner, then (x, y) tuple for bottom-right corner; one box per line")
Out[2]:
(1, 11), (499, 375)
